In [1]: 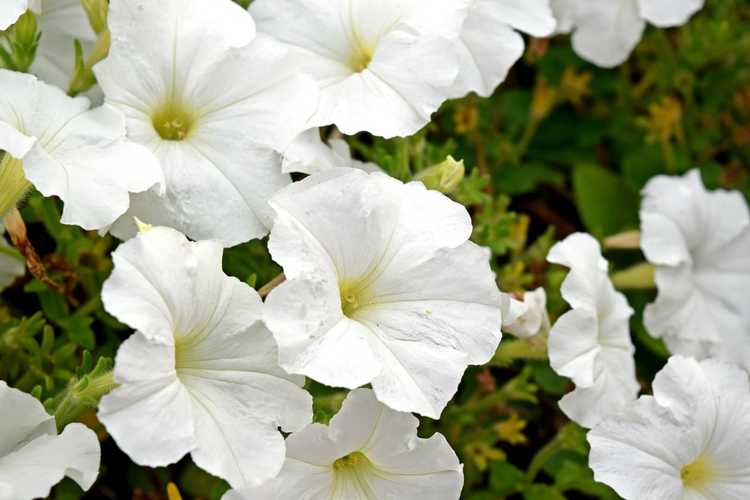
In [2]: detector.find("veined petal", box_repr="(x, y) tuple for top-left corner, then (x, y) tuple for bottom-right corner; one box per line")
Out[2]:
(98, 333), (196, 467)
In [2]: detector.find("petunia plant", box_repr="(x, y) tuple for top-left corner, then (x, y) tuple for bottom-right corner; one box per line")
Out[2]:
(1, 0), (749, 499)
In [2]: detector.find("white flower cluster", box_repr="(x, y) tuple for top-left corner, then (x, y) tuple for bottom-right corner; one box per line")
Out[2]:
(543, 170), (750, 499)
(1, 0), (735, 499)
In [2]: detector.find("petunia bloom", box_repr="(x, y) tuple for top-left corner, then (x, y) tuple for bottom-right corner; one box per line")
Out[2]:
(640, 169), (750, 371)
(450, 0), (556, 98)
(223, 388), (464, 500)
(98, 226), (312, 488)
(0, 69), (162, 230)
(502, 287), (549, 338)
(0, 381), (100, 500)
(546, 233), (638, 428)
(0, 225), (24, 290)
(588, 356), (750, 500)
(264, 168), (502, 418)
(96, 0), (318, 246)
(250, 0), (470, 138)
(552, 0), (705, 67)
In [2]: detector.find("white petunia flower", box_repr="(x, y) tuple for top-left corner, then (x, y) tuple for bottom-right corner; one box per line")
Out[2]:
(98, 226), (312, 489)
(264, 168), (502, 418)
(546, 233), (638, 428)
(588, 356), (750, 500)
(0, 0), (28, 30)
(450, 0), (556, 98)
(0, 69), (162, 230)
(551, 0), (704, 67)
(0, 381), (100, 500)
(503, 287), (549, 338)
(0, 225), (24, 290)
(640, 169), (750, 371)
(282, 129), (381, 175)
(96, 0), (319, 246)
(250, 0), (470, 138)
(223, 388), (464, 500)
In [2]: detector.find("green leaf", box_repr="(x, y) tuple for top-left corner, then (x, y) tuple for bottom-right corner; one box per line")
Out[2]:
(489, 461), (527, 496)
(573, 164), (640, 238)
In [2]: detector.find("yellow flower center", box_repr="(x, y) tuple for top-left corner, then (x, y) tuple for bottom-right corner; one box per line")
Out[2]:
(349, 45), (373, 73)
(339, 280), (372, 318)
(333, 451), (370, 471)
(681, 455), (715, 489)
(152, 101), (197, 141)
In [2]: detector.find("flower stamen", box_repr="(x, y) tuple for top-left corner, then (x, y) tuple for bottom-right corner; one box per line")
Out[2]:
(152, 101), (197, 141)
(681, 455), (715, 489)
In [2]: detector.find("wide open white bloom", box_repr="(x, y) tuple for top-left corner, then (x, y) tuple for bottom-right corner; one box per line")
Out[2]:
(552, 0), (704, 67)
(589, 356), (750, 500)
(0, 0), (28, 30)
(450, 0), (556, 98)
(98, 226), (312, 488)
(0, 69), (162, 230)
(502, 287), (549, 338)
(0, 381), (100, 500)
(251, 0), (470, 138)
(546, 233), (638, 428)
(640, 170), (750, 371)
(96, 0), (319, 246)
(264, 168), (502, 419)
(224, 388), (464, 500)
(282, 129), (380, 175)
(0, 225), (24, 290)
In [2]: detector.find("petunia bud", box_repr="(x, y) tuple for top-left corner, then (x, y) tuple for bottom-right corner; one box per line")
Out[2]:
(13, 10), (37, 47)
(414, 155), (465, 194)
(80, 0), (108, 35)
(0, 154), (31, 218)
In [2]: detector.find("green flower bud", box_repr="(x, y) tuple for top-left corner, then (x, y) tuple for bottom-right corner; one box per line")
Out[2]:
(80, 0), (109, 35)
(0, 154), (31, 218)
(414, 155), (466, 194)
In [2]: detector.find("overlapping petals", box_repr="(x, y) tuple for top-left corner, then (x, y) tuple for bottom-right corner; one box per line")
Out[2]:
(552, 0), (705, 67)
(98, 226), (312, 488)
(588, 356), (750, 500)
(282, 129), (380, 175)
(96, 0), (319, 246)
(0, 69), (162, 230)
(546, 233), (638, 428)
(0, 381), (100, 500)
(264, 168), (502, 418)
(224, 388), (464, 500)
(640, 170), (750, 370)
(450, 0), (555, 98)
(502, 287), (549, 338)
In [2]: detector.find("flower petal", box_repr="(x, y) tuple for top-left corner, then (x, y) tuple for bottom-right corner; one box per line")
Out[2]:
(570, 0), (645, 68)
(0, 0), (26, 30)
(0, 423), (100, 499)
(637, 0), (704, 27)
(98, 333), (196, 467)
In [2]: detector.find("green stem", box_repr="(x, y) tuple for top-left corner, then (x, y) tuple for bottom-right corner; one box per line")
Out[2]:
(52, 370), (116, 430)
(611, 262), (655, 290)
